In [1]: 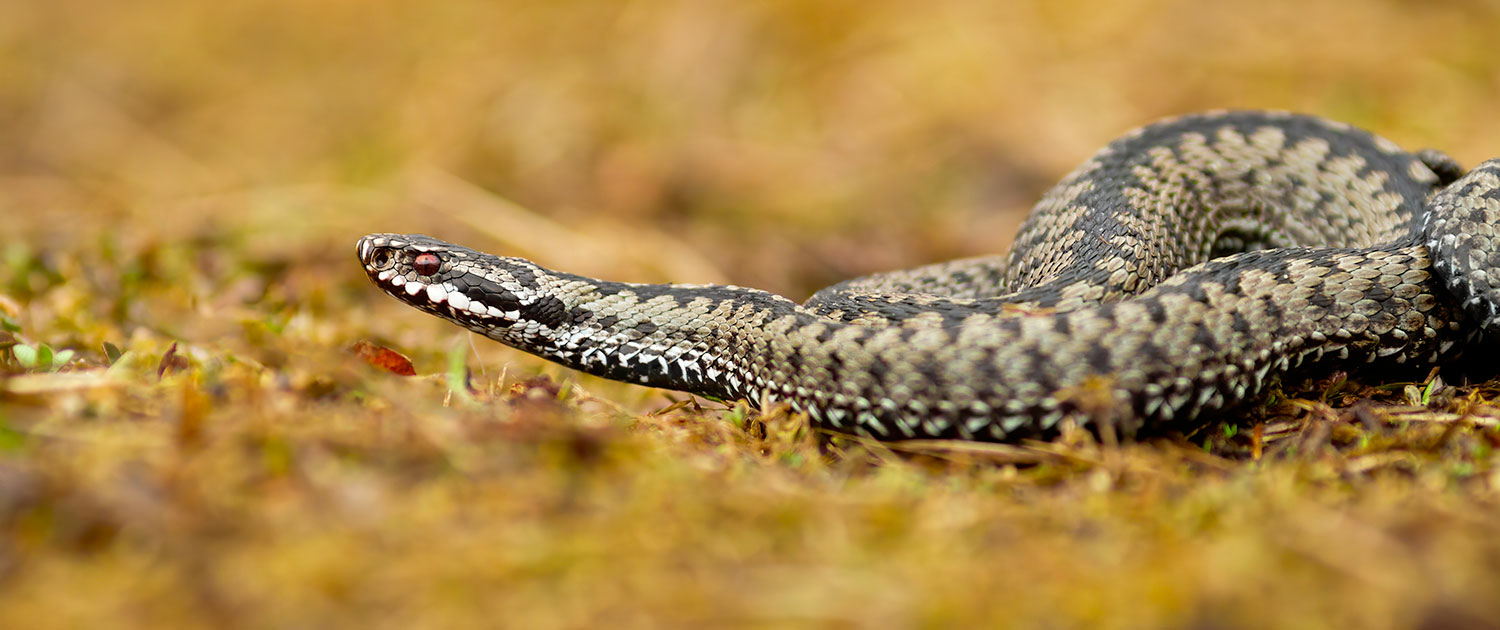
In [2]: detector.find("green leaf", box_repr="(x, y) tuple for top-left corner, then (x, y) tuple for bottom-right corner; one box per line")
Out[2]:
(0, 316), (19, 333)
(105, 350), (140, 377)
(35, 344), (53, 369)
(723, 406), (748, 429)
(446, 340), (471, 402)
(1422, 377), (1440, 406)
(51, 349), (75, 368)
(103, 342), (123, 364)
(13, 344), (36, 368)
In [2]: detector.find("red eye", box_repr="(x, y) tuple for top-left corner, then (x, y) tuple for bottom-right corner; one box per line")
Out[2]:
(414, 253), (441, 276)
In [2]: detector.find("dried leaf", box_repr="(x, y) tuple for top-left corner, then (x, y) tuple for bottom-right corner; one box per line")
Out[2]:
(351, 341), (416, 376)
(157, 342), (189, 379)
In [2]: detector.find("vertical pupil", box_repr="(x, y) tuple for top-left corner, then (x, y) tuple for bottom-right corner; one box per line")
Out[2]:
(414, 253), (441, 276)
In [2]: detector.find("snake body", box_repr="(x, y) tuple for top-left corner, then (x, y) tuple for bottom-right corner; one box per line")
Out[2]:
(359, 111), (1500, 442)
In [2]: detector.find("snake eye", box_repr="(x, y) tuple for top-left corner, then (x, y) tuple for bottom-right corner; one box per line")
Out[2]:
(414, 253), (441, 276)
(370, 249), (393, 270)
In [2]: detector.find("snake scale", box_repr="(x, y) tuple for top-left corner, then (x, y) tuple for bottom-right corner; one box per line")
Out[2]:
(359, 111), (1500, 442)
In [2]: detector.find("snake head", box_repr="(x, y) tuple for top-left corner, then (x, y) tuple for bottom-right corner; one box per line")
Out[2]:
(357, 233), (569, 341)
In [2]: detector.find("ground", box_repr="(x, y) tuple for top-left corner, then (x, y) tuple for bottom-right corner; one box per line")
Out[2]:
(4, 1), (1500, 628)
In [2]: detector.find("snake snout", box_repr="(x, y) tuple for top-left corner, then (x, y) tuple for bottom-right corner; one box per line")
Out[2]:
(357, 234), (397, 267)
(356, 235), (376, 264)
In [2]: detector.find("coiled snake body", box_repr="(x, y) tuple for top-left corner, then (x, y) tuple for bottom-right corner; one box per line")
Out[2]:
(360, 111), (1500, 442)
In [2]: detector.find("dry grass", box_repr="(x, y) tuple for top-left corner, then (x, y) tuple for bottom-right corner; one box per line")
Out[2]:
(5, 0), (1500, 627)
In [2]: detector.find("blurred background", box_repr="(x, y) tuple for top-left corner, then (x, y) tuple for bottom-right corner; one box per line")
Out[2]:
(8, 0), (1500, 290)
(5, 1), (1500, 627)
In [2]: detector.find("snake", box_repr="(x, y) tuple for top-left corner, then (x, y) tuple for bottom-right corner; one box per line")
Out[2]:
(357, 110), (1500, 442)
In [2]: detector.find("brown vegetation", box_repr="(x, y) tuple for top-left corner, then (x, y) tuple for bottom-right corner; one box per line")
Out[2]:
(4, 1), (1500, 627)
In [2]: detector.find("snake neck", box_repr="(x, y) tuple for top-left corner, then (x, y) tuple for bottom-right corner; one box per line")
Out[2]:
(504, 278), (806, 401)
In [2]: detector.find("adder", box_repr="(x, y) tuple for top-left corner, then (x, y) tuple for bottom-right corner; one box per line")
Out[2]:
(358, 111), (1500, 442)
